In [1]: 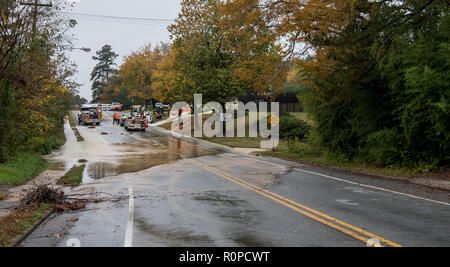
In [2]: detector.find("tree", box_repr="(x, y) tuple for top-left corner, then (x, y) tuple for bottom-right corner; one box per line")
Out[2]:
(225, 0), (449, 168)
(166, 0), (243, 104)
(99, 74), (132, 108)
(165, 0), (285, 104)
(91, 45), (119, 102)
(0, 0), (77, 162)
(119, 44), (168, 105)
(153, 46), (179, 103)
(373, 4), (450, 167)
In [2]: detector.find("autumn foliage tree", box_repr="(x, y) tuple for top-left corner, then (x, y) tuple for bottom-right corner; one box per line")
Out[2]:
(159, 0), (285, 104)
(224, 0), (449, 168)
(119, 44), (169, 105)
(103, 0), (285, 107)
(152, 46), (179, 103)
(0, 0), (78, 162)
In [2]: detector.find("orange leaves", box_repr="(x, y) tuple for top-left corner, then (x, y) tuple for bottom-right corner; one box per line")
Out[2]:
(222, 0), (379, 102)
(223, 0), (363, 49)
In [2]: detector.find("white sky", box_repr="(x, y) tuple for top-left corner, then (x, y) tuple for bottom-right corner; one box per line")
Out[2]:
(65, 0), (182, 101)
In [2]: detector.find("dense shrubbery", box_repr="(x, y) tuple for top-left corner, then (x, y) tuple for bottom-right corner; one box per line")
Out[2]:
(297, 1), (450, 170)
(279, 113), (311, 141)
(25, 132), (66, 155)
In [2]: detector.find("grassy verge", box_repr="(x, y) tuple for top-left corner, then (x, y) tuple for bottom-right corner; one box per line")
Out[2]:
(201, 137), (268, 148)
(260, 141), (417, 178)
(0, 153), (51, 186)
(67, 112), (84, 142)
(0, 204), (52, 247)
(160, 112), (417, 178)
(57, 164), (85, 186)
(159, 113), (270, 148)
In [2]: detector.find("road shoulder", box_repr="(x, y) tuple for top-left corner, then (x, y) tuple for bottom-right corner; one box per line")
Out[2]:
(152, 123), (450, 192)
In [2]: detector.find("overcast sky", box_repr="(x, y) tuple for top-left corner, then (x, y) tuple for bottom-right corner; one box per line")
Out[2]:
(65, 0), (182, 101)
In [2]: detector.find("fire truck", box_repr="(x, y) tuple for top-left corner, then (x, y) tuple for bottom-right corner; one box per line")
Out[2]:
(78, 104), (103, 126)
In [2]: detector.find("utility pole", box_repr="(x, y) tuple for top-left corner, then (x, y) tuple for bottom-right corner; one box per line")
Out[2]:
(20, 1), (52, 38)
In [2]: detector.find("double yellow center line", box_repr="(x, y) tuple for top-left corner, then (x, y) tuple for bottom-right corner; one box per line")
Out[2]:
(181, 156), (402, 247)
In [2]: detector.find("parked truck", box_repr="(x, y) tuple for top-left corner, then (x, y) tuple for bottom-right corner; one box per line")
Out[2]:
(78, 104), (103, 126)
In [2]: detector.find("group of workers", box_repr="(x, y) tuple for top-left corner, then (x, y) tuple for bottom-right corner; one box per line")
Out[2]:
(111, 104), (173, 126)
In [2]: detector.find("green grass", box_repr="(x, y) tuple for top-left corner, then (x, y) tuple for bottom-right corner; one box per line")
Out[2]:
(67, 111), (77, 127)
(202, 136), (268, 148)
(0, 194), (4, 201)
(0, 153), (50, 186)
(57, 164), (85, 186)
(159, 113), (271, 148)
(0, 204), (52, 247)
(67, 112), (84, 142)
(260, 141), (416, 178)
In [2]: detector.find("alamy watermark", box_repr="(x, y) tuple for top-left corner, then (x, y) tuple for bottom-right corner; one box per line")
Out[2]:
(171, 94), (280, 149)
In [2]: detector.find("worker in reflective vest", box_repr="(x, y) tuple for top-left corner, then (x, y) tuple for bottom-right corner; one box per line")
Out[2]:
(116, 113), (121, 125)
(113, 113), (119, 125)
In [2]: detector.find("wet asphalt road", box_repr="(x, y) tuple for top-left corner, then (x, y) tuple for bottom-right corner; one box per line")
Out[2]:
(21, 112), (450, 247)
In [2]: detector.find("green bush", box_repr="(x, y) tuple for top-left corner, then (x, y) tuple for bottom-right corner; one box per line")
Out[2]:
(24, 130), (65, 155)
(293, 4), (450, 170)
(287, 139), (321, 157)
(279, 113), (311, 140)
(366, 129), (404, 167)
(26, 137), (47, 153)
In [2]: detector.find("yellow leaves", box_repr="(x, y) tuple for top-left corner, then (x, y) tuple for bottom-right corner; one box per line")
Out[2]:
(119, 43), (169, 101)
(153, 48), (178, 103)
(26, 111), (51, 136)
(221, 0), (379, 104)
(224, 0), (364, 46)
(18, 77), (69, 137)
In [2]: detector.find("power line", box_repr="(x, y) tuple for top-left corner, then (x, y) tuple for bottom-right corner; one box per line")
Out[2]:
(58, 11), (174, 23)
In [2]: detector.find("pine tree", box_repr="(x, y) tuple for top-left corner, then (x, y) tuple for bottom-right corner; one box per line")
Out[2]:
(90, 45), (119, 102)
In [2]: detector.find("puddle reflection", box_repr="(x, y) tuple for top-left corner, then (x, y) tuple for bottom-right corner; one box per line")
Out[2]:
(85, 136), (220, 180)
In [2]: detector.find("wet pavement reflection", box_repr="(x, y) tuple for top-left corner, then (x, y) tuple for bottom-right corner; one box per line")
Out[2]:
(51, 115), (221, 183)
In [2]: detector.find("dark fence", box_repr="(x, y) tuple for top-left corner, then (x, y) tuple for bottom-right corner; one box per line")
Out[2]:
(239, 93), (303, 113)
(280, 103), (302, 113)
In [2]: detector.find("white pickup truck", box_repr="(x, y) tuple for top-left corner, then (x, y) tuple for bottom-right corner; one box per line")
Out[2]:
(124, 113), (148, 132)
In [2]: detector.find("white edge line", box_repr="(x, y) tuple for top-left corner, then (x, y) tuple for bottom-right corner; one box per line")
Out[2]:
(245, 155), (450, 207)
(124, 183), (134, 247)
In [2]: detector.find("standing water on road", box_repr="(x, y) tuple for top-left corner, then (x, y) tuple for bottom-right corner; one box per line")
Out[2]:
(54, 117), (220, 182)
